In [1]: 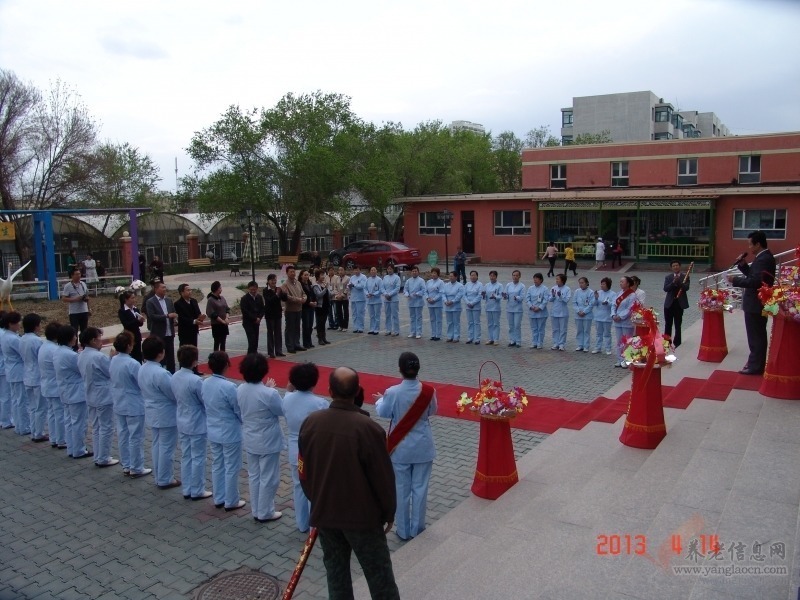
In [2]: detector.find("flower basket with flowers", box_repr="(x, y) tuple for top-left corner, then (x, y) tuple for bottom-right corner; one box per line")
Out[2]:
(620, 335), (676, 367)
(456, 361), (528, 419)
(759, 282), (800, 323)
(698, 287), (733, 313)
(629, 302), (655, 327)
(779, 265), (799, 287)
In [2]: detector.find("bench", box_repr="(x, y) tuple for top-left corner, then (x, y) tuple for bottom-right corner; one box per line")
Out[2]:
(276, 255), (300, 268)
(188, 257), (213, 271)
(229, 263), (242, 276)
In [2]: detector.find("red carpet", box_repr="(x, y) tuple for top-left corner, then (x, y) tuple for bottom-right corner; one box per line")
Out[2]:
(201, 357), (762, 436)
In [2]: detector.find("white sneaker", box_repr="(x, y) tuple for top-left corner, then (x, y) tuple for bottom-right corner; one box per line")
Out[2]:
(583, 349), (590, 353)
(415, 335), (422, 339)
(591, 350), (600, 354)
(551, 346), (559, 350)
(558, 346), (566, 351)
(605, 351), (612, 355)
(225, 500), (247, 511)
(574, 347), (583, 352)
(407, 334), (415, 338)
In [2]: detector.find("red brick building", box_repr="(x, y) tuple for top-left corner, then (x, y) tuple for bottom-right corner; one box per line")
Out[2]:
(401, 132), (799, 269)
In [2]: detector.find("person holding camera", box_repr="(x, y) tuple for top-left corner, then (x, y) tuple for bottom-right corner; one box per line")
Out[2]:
(61, 268), (90, 337)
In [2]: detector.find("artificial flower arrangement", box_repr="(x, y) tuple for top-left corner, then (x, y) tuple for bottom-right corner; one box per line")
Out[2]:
(619, 334), (676, 367)
(630, 302), (657, 326)
(456, 378), (529, 418)
(779, 265), (799, 287)
(698, 287), (733, 312)
(115, 279), (147, 295)
(759, 282), (800, 323)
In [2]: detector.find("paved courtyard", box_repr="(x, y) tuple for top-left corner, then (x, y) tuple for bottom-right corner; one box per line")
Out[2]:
(0, 264), (707, 599)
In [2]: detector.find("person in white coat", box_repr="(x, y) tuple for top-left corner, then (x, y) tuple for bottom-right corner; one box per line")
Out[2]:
(365, 267), (384, 335)
(525, 273), (549, 349)
(483, 271), (503, 345)
(2, 311), (29, 436)
(77, 327), (119, 467)
(504, 270), (526, 347)
(382, 264), (402, 336)
(549, 274), (572, 351)
(593, 277), (615, 355)
(38, 322), (67, 448)
(53, 325), (91, 459)
(20, 313), (48, 442)
(403, 266), (426, 339)
(281, 362), (329, 532)
(237, 353), (285, 523)
(0, 312), (13, 430)
(375, 352), (437, 541)
(463, 270), (483, 344)
(572, 277), (596, 352)
(611, 276), (638, 367)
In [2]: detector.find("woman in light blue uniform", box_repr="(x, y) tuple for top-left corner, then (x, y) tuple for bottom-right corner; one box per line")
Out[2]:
(237, 353), (285, 523)
(138, 336), (179, 488)
(464, 271), (483, 344)
(38, 322), (66, 448)
(572, 277), (596, 352)
(592, 277), (615, 355)
(54, 325), (90, 459)
(109, 332), (150, 478)
(282, 362), (328, 532)
(20, 313), (47, 441)
(382, 264), (402, 336)
(171, 345), (210, 499)
(525, 273), (549, 349)
(375, 352), (437, 541)
(611, 276), (638, 367)
(504, 270), (525, 347)
(0, 312), (13, 429)
(425, 267), (445, 341)
(77, 327), (118, 467)
(2, 312), (29, 435)
(443, 271), (464, 342)
(347, 266), (367, 333)
(203, 351), (245, 511)
(365, 267), (384, 334)
(483, 270), (503, 345)
(549, 274), (571, 351)
(403, 266), (426, 339)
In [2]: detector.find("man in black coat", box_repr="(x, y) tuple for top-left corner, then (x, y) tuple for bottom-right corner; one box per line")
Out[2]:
(263, 274), (284, 358)
(146, 281), (178, 373)
(728, 230), (776, 375)
(174, 283), (206, 348)
(663, 259), (690, 347)
(240, 280), (265, 354)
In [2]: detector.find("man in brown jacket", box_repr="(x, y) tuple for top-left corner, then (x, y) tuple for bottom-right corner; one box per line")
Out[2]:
(280, 266), (306, 354)
(299, 367), (399, 599)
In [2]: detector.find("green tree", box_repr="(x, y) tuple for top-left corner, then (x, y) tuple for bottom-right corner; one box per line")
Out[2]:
(524, 125), (561, 148)
(451, 129), (497, 193)
(573, 130), (613, 145)
(492, 130), (523, 191)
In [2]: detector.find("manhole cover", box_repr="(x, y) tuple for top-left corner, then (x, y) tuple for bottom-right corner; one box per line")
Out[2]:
(193, 568), (281, 600)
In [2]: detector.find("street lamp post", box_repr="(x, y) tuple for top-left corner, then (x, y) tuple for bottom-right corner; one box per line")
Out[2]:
(439, 209), (453, 274)
(238, 208), (263, 282)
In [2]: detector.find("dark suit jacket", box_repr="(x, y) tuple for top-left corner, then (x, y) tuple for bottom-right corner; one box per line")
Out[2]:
(263, 287), (283, 319)
(732, 249), (776, 314)
(663, 272), (690, 310)
(174, 297), (201, 342)
(146, 294), (177, 338)
(240, 292), (265, 329)
(118, 307), (143, 347)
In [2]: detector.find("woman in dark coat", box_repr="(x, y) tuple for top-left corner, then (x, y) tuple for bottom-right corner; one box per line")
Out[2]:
(205, 281), (230, 352)
(299, 270), (316, 350)
(118, 291), (145, 362)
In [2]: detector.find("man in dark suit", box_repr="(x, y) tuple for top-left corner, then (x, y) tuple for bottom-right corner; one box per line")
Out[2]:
(146, 281), (178, 373)
(663, 259), (690, 347)
(240, 280), (265, 354)
(728, 230), (776, 375)
(174, 283), (206, 347)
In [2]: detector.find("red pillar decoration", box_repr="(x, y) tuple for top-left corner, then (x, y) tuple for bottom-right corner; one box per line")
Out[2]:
(119, 232), (132, 275)
(620, 365), (667, 449)
(471, 416), (519, 500)
(187, 233), (199, 260)
(697, 310), (728, 362)
(332, 228), (343, 251)
(368, 223), (378, 241)
(760, 317), (800, 400)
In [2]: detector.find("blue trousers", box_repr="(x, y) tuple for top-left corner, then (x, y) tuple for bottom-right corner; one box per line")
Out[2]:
(210, 441), (242, 508)
(180, 433), (207, 498)
(65, 401), (88, 457)
(384, 301), (400, 334)
(466, 308), (481, 342)
(507, 312), (522, 345)
(428, 306), (442, 338)
(45, 395), (66, 445)
(367, 303), (382, 333)
(529, 317), (547, 347)
(117, 414), (145, 473)
(0, 374), (13, 427)
(551, 316), (568, 348)
(486, 311), (500, 343)
(10, 381), (30, 435)
(615, 325), (635, 362)
(408, 306), (423, 337)
(151, 426), (178, 486)
(594, 321), (613, 352)
(445, 310), (461, 341)
(351, 301), (366, 331)
(90, 404), (115, 464)
(393, 461), (433, 540)
(575, 318), (592, 350)
(26, 385), (47, 439)
(247, 451), (280, 520)
(291, 462), (312, 532)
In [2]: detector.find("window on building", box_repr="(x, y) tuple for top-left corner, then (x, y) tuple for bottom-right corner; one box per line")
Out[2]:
(654, 132), (673, 140)
(672, 114), (684, 129)
(562, 111), (573, 126)
(611, 162), (629, 187)
(733, 209), (786, 239)
(562, 136), (573, 145)
(550, 164), (567, 189)
(418, 212), (450, 235)
(655, 107), (672, 122)
(677, 158), (698, 185)
(739, 155), (761, 184)
(494, 210), (531, 236)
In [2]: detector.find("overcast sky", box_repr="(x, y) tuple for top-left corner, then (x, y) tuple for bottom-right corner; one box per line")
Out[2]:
(2, 0), (799, 192)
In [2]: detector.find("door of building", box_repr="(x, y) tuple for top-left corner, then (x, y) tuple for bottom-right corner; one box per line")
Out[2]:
(461, 211), (475, 254)
(617, 214), (637, 258)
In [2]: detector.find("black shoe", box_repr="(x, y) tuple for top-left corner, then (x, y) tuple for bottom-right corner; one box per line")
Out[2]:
(287, 350), (296, 354)
(276, 353), (286, 357)
(296, 347), (306, 352)
(268, 354), (276, 358)
(73, 451), (94, 459)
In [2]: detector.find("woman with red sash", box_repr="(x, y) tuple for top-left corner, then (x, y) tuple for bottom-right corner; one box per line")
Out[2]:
(375, 352), (437, 541)
(611, 276), (638, 368)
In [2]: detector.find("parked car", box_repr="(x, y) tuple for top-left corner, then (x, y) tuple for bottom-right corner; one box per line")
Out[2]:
(342, 242), (421, 270)
(328, 240), (374, 266)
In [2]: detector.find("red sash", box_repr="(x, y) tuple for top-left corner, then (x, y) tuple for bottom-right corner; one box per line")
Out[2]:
(615, 288), (634, 308)
(386, 383), (435, 455)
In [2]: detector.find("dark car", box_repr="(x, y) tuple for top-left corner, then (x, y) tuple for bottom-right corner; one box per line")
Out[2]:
(328, 240), (374, 266)
(342, 242), (421, 270)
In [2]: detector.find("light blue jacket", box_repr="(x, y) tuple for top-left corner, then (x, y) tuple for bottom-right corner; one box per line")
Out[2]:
(348, 273), (367, 302)
(281, 390), (328, 466)
(425, 278), (445, 308)
(505, 282), (526, 314)
(611, 290), (638, 325)
(376, 379), (437, 464)
(53, 345), (85, 405)
(525, 284), (549, 318)
(443, 281), (464, 312)
(1, 329), (24, 383)
(365, 276), (384, 305)
(403, 276), (427, 308)
(593, 289), (616, 322)
(572, 287), (596, 320)
(237, 382), (284, 455)
(77, 347), (113, 407)
(109, 353), (144, 416)
(549, 284), (572, 318)
(37, 340), (59, 398)
(484, 281), (503, 312)
(0, 329), (5, 373)
(382, 273), (402, 303)
(171, 367), (206, 436)
(20, 332), (43, 387)
(138, 360), (177, 427)
(202, 374), (242, 444)
(464, 281), (483, 310)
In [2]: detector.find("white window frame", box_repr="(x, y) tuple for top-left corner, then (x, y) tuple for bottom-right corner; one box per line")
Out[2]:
(550, 164), (567, 189)
(677, 158), (698, 185)
(739, 155), (761, 184)
(418, 212), (450, 236)
(732, 209), (786, 240)
(611, 161), (629, 187)
(494, 210), (531, 236)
